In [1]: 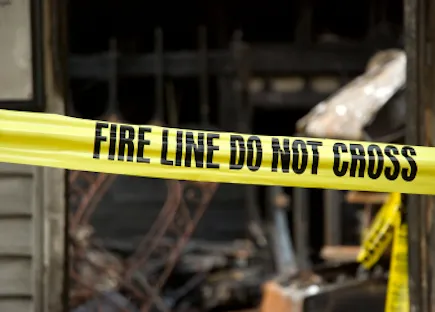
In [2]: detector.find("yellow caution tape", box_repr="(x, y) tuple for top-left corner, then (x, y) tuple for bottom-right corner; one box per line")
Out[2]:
(357, 193), (401, 269)
(0, 109), (433, 194)
(385, 213), (409, 312)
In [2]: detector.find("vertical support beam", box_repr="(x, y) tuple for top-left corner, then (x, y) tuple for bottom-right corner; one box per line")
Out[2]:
(293, 187), (311, 269)
(323, 190), (342, 246)
(198, 26), (209, 126)
(405, 0), (435, 311)
(295, 0), (312, 45)
(107, 38), (118, 117)
(153, 28), (164, 124)
(42, 0), (67, 310)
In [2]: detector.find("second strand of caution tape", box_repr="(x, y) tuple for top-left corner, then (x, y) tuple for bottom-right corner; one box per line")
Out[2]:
(385, 213), (409, 312)
(357, 193), (408, 312)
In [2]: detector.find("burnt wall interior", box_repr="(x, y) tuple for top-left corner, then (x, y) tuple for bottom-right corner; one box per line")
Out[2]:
(67, 0), (404, 262)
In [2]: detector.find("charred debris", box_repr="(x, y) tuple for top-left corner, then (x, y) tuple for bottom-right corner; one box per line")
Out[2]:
(69, 178), (269, 312)
(66, 1), (405, 311)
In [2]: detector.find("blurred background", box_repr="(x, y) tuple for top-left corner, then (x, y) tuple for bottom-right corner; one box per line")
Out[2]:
(65, 1), (404, 311)
(0, 0), (421, 311)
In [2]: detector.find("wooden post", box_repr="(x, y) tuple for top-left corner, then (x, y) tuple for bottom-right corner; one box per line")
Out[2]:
(405, 0), (435, 311)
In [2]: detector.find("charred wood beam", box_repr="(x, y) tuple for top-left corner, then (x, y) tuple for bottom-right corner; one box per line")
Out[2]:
(405, 0), (435, 311)
(68, 44), (400, 79)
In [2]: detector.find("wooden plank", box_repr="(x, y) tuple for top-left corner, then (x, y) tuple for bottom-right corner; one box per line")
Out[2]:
(0, 219), (31, 255)
(346, 191), (388, 204)
(0, 299), (32, 312)
(0, 177), (33, 215)
(0, 258), (31, 295)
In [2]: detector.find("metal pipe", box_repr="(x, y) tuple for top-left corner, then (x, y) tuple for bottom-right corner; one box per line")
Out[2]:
(267, 186), (297, 274)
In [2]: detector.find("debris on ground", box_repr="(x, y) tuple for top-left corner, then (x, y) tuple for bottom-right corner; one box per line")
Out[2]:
(69, 175), (270, 312)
